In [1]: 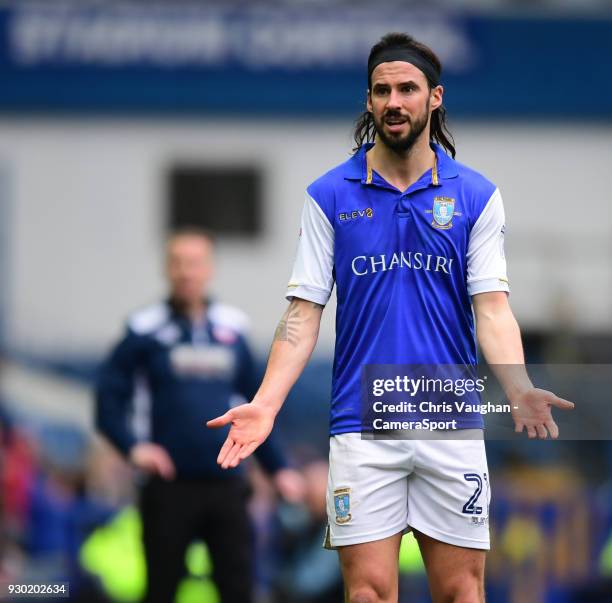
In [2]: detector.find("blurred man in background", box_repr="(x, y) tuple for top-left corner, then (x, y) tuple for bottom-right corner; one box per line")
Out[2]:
(96, 228), (303, 603)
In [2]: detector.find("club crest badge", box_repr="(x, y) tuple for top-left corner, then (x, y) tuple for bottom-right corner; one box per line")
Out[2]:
(334, 487), (352, 524)
(431, 196), (456, 229)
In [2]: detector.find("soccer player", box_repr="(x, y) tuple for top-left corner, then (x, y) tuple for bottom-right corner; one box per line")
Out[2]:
(208, 33), (574, 603)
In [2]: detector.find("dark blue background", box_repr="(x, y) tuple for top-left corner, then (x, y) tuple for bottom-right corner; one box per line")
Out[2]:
(0, 5), (609, 117)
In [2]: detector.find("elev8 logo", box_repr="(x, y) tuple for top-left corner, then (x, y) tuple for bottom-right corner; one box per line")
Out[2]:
(339, 207), (373, 221)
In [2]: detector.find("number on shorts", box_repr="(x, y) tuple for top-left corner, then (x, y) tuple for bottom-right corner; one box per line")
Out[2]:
(462, 473), (483, 515)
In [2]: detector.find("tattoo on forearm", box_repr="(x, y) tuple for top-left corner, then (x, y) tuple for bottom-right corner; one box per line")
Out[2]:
(274, 302), (301, 346)
(274, 300), (323, 346)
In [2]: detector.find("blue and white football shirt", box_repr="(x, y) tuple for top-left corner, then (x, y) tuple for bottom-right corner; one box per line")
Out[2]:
(286, 143), (509, 435)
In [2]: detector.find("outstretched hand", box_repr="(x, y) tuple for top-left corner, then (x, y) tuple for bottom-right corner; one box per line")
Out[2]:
(207, 403), (276, 469)
(511, 387), (574, 439)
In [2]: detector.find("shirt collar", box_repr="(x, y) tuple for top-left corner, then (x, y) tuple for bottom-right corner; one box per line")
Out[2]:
(343, 141), (458, 185)
(432, 142), (458, 182)
(342, 143), (371, 181)
(167, 297), (211, 322)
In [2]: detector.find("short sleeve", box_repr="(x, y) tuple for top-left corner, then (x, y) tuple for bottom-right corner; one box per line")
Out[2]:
(285, 192), (335, 306)
(467, 188), (510, 296)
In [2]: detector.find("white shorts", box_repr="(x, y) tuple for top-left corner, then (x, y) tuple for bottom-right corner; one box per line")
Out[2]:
(325, 432), (490, 550)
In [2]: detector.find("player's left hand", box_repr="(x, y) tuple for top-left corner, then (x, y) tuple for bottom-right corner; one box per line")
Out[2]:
(273, 468), (307, 504)
(511, 387), (574, 439)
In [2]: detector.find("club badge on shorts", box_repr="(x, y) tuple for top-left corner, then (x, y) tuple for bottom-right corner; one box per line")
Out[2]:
(334, 487), (352, 524)
(431, 196), (456, 229)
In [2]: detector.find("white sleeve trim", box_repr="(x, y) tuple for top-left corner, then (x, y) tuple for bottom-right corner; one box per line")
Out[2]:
(469, 278), (510, 296)
(208, 302), (251, 335)
(285, 192), (335, 305)
(128, 303), (170, 335)
(285, 284), (331, 306)
(467, 188), (510, 297)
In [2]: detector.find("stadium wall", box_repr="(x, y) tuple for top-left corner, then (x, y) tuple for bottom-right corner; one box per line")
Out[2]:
(1, 118), (610, 356)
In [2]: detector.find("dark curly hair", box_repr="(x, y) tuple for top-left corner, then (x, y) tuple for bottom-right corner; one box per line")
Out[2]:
(353, 32), (456, 158)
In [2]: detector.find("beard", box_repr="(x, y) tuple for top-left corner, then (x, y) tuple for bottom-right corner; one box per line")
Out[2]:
(373, 101), (430, 155)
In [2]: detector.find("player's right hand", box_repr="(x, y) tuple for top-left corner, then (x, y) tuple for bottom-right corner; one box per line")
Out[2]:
(129, 442), (176, 480)
(207, 402), (275, 469)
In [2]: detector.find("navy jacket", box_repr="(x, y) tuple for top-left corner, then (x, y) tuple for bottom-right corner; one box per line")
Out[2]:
(95, 300), (286, 479)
